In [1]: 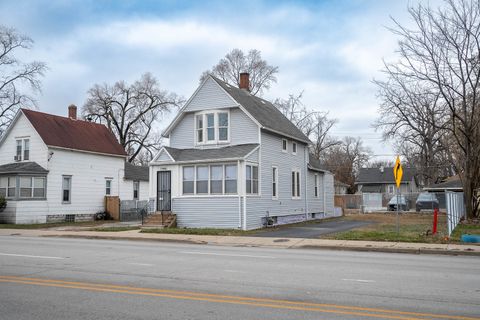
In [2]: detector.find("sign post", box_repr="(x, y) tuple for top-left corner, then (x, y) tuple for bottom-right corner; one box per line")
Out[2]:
(393, 156), (403, 235)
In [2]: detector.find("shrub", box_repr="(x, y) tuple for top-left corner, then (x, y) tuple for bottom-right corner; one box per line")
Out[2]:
(0, 196), (6, 212)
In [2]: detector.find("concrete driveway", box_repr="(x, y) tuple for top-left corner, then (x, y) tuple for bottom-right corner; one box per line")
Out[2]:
(252, 218), (373, 239)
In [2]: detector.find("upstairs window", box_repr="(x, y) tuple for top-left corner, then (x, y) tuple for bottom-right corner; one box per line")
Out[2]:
(15, 138), (30, 161)
(292, 142), (297, 155)
(282, 139), (287, 152)
(195, 111), (229, 145)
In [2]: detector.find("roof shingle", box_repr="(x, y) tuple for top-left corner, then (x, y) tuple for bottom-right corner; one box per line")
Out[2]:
(0, 162), (48, 175)
(124, 162), (149, 181)
(164, 144), (259, 162)
(22, 109), (126, 157)
(356, 167), (415, 184)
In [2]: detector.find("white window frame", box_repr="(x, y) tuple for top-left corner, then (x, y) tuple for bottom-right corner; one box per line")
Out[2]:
(292, 142), (297, 155)
(62, 175), (72, 204)
(181, 163), (238, 196)
(246, 164), (259, 195)
(292, 169), (301, 199)
(195, 114), (204, 143)
(14, 138), (30, 161)
(314, 174), (319, 198)
(272, 166), (278, 199)
(388, 185), (395, 194)
(194, 110), (230, 146)
(105, 178), (112, 195)
(282, 139), (288, 153)
(133, 181), (140, 200)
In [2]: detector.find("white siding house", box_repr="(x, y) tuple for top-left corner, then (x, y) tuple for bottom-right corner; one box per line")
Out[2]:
(149, 74), (335, 230)
(0, 106), (148, 224)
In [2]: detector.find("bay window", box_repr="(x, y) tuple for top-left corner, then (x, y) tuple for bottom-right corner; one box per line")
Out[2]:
(195, 111), (229, 144)
(0, 176), (46, 199)
(182, 164), (237, 195)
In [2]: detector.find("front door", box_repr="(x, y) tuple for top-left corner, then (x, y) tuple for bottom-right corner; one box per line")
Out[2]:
(157, 171), (171, 211)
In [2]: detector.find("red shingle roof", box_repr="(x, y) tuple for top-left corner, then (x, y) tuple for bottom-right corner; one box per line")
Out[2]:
(22, 109), (126, 157)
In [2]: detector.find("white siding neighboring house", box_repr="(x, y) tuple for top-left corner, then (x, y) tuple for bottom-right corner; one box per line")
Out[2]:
(0, 106), (148, 224)
(150, 73), (335, 230)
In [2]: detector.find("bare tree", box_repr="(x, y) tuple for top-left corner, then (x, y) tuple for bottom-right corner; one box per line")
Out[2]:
(374, 75), (448, 186)
(382, 0), (480, 218)
(83, 73), (181, 164)
(200, 48), (278, 96)
(0, 25), (46, 135)
(274, 91), (340, 157)
(321, 137), (372, 193)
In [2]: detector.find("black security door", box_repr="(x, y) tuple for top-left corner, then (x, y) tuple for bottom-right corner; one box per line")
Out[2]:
(157, 171), (171, 211)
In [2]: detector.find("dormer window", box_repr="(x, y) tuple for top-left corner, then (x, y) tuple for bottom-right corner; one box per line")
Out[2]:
(195, 110), (229, 145)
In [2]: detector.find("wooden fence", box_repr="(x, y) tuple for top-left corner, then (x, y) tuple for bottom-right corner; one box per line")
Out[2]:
(105, 196), (120, 220)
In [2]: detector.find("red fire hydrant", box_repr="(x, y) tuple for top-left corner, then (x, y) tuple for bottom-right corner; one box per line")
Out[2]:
(432, 208), (438, 235)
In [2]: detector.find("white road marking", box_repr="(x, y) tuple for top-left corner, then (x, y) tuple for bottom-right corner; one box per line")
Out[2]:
(0, 252), (65, 260)
(128, 262), (154, 267)
(341, 278), (376, 283)
(180, 251), (275, 259)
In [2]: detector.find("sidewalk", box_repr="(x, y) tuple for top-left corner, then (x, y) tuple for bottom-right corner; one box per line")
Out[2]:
(0, 228), (478, 256)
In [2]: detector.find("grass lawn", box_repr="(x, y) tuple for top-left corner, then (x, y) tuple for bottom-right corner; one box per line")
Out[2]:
(323, 213), (480, 244)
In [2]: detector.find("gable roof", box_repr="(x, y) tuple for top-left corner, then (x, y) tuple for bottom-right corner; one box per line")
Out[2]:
(424, 176), (463, 191)
(21, 109), (126, 157)
(124, 162), (149, 181)
(0, 162), (48, 175)
(210, 76), (310, 144)
(159, 144), (259, 163)
(356, 167), (416, 185)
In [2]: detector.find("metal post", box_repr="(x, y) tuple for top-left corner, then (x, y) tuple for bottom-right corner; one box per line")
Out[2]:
(396, 187), (400, 235)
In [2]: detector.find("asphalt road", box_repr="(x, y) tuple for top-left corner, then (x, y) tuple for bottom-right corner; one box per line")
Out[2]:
(252, 219), (373, 238)
(0, 235), (479, 320)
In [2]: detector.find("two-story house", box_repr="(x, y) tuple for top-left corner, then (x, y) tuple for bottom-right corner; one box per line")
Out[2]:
(149, 73), (335, 230)
(0, 106), (149, 224)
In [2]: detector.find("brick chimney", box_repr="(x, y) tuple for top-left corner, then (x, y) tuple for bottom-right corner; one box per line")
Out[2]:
(239, 72), (250, 91)
(68, 104), (77, 120)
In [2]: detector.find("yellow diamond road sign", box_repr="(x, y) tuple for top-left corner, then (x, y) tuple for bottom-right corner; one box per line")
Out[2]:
(393, 156), (403, 188)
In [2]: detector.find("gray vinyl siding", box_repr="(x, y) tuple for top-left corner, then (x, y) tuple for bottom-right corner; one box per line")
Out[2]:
(170, 113), (194, 149)
(324, 173), (334, 215)
(184, 77), (238, 112)
(246, 132), (308, 230)
(172, 197), (240, 229)
(230, 108), (259, 145)
(0, 200), (16, 223)
(307, 171), (325, 214)
(157, 150), (173, 162)
(245, 148), (259, 163)
(169, 107), (259, 149)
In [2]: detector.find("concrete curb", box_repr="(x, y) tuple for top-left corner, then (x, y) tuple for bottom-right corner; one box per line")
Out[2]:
(1, 229), (478, 256)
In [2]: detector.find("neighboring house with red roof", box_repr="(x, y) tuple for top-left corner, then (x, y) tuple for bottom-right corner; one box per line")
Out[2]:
(0, 106), (148, 224)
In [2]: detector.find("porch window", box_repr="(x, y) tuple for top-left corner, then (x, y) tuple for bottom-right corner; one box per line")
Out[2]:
(224, 165), (237, 194)
(246, 165), (258, 195)
(19, 177), (45, 198)
(182, 164), (237, 195)
(196, 166), (209, 194)
(0, 177), (7, 197)
(210, 165), (223, 194)
(8, 177), (16, 198)
(182, 166), (194, 194)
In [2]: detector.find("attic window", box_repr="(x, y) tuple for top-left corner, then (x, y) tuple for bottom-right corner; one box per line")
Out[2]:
(195, 110), (230, 145)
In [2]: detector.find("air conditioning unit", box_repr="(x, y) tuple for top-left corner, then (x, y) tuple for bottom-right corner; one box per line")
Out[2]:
(13, 155), (21, 161)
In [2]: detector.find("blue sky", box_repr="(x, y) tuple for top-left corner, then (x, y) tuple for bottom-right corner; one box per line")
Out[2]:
(0, 0), (431, 158)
